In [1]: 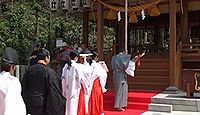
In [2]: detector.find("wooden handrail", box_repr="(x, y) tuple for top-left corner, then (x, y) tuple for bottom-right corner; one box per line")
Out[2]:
(183, 48), (200, 50)
(182, 44), (200, 46)
(181, 43), (200, 61)
(182, 44), (200, 52)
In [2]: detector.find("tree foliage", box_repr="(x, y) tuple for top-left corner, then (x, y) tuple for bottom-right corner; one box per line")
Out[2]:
(88, 22), (115, 53)
(0, 1), (115, 64)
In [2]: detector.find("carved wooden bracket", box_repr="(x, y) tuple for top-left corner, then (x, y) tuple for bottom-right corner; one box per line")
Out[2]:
(194, 73), (200, 92)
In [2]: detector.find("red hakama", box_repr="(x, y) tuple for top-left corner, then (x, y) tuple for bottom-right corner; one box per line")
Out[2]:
(77, 85), (86, 115)
(88, 78), (104, 115)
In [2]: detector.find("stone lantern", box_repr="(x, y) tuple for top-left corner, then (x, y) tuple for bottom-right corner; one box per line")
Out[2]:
(71, 0), (80, 9)
(60, 0), (70, 10)
(50, 0), (58, 11)
(82, 0), (91, 8)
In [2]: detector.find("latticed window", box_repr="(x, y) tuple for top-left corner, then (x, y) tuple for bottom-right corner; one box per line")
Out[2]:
(129, 26), (170, 53)
(129, 27), (154, 52)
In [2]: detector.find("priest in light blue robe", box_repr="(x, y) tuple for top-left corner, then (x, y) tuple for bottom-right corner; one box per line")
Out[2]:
(111, 50), (130, 111)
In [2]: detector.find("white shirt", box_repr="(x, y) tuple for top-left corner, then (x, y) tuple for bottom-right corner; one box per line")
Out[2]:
(125, 60), (136, 77)
(0, 71), (26, 115)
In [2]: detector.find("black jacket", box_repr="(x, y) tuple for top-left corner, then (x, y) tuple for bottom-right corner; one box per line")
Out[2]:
(22, 63), (66, 115)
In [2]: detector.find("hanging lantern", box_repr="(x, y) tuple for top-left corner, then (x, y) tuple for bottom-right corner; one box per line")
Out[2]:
(71, 0), (81, 9)
(129, 12), (138, 23)
(50, 0), (58, 11)
(82, 0), (91, 8)
(150, 5), (160, 17)
(106, 10), (117, 20)
(60, 0), (70, 10)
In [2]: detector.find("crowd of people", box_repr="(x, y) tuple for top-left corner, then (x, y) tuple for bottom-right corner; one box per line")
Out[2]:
(0, 43), (145, 115)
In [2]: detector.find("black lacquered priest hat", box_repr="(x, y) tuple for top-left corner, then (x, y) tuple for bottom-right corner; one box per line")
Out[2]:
(2, 47), (18, 65)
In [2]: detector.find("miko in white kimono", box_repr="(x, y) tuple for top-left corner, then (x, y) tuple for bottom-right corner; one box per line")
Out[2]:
(0, 47), (26, 115)
(84, 52), (108, 115)
(62, 51), (91, 115)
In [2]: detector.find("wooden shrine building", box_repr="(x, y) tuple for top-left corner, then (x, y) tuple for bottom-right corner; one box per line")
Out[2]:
(73, 0), (200, 92)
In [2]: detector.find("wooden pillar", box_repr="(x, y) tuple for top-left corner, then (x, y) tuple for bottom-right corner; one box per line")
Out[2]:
(180, 0), (189, 44)
(199, 13), (200, 38)
(82, 10), (89, 47)
(97, 3), (104, 60)
(168, 0), (177, 90)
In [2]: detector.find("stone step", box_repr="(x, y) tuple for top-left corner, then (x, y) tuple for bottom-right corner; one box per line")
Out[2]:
(141, 111), (200, 115)
(151, 93), (200, 112)
(148, 103), (172, 113)
(152, 97), (198, 106)
(173, 104), (198, 112)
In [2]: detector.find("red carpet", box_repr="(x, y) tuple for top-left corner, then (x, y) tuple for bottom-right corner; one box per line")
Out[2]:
(103, 91), (158, 115)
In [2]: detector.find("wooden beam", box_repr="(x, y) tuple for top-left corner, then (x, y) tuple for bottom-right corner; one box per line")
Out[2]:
(97, 3), (104, 60)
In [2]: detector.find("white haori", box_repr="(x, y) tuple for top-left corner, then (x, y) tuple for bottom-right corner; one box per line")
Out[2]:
(62, 60), (91, 115)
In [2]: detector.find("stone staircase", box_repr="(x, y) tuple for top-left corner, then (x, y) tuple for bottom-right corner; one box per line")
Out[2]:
(148, 91), (200, 113)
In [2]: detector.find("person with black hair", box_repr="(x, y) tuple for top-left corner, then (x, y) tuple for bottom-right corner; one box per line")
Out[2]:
(28, 43), (39, 66)
(61, 50), (90, 115)
(0, 47), (26, 115)
(22, 48), (66, 115)
(80, 43), (90, 54)
(111, 48), (145, 111)
(84, 51), (108, 115)
(56, 43), (73, 77)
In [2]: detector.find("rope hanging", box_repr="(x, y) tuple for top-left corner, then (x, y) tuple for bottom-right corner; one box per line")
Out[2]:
(97, 0), (160, 12)
(97, 0), (161, 23)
